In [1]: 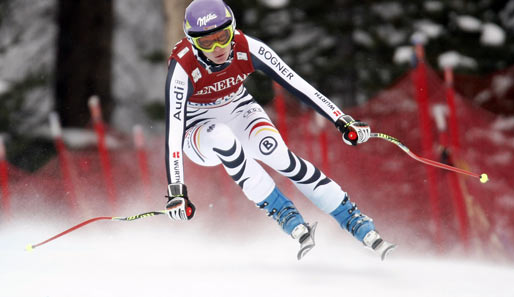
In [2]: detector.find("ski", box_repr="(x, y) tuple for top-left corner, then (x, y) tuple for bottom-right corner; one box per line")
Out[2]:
(297, 222), (317, 260)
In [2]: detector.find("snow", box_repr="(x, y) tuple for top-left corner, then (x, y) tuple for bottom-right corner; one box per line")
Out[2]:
(32, 127), (122, 149)
(499, 1), (514, 31)
(0, 79), (9, 95)
(481, 23), (506, 46)
(410, 31), (429, 45)
(415, 20), (444, 39)
(0, 0), (56, 133)
(407, 20), (444, 54)
(258, 0), (289, 9)
(371, 2), (403, 20)
(491, 74), (514, 97)
(492, 116), (514, 132)
(0, 0), (167, 135)
(438, 51), (461, 68)
(438, 51), (478, 69)
(0, 0), (56, 82)
(270, 24), (335, 57)
(456, 15), (483, 32)
(424, 1), (444, 12)
(49, 112), (62, 138)
(1, 218), (513, 297)
(377, 25), (406, 46)
(282, 25), (325, 50)
(393, 46), (414, 64)
(431, 104), (448, 131)
(111, 0), (167, 133)
(474, 89), (493, 104)
(353, 30), (375, 48)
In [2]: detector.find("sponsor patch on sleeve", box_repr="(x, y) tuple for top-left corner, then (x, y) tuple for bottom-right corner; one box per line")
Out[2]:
(192, 68), (202, 82)
(236, 52), (248, 61)
(177, 47), (190, 59)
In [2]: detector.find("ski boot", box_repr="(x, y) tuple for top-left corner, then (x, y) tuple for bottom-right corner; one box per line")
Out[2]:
(331, 194), (396, 260)
(363, 230), (396, 260)
(257, 187), (316, 260)
(291, 222), (317, 260)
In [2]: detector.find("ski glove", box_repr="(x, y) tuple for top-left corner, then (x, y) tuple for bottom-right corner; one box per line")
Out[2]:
(165, 183), (196, 221)
(335, 115), (371, 146)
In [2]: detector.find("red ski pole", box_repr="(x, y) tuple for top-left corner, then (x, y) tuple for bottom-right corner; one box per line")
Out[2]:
(25, 210), (168, 251)
(368, 132), (489, 183)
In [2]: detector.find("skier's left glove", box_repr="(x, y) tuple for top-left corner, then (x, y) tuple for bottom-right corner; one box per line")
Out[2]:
(165, 183), (196, 221)
(335, 115), (371, 146)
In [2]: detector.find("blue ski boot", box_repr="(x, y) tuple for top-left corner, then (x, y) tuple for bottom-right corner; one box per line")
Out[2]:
(330, 194), (396, 260)
(257, 187), (317, 260)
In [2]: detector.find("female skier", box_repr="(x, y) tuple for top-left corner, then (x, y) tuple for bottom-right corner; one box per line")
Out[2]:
(164, 0), (395, 260)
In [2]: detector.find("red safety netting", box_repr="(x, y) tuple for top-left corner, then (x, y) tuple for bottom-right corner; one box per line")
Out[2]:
(1, 65), (513, 260)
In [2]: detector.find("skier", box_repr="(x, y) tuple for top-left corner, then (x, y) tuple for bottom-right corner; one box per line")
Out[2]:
(164, 0), (395, 260)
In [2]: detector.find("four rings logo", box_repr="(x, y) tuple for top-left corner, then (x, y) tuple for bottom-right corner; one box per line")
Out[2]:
(197, 13), (217, 27)
(259, 136), (277, 155)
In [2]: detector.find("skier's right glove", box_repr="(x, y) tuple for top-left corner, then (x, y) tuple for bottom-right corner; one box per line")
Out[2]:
(165, 183), (196, 221)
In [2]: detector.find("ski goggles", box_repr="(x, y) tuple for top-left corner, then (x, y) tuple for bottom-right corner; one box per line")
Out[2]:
(192, 26), (234, 52)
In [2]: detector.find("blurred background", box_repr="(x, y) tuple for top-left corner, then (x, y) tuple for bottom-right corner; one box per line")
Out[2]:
(0, 0), (513, 261)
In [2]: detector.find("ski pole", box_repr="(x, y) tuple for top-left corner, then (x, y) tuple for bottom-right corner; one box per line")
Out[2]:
(25, 210), (167, 251)
(368, 132), (489, 183)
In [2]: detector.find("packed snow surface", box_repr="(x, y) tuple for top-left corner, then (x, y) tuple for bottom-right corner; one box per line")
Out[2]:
(1, 216), (513, 297)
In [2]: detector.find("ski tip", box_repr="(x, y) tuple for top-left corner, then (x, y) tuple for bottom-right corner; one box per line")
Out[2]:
(297, 245), (315, 260)
(296, 222), (318, 261)
(25, 244), (34, 252)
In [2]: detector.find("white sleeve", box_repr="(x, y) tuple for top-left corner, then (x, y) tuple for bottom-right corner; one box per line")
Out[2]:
(246, 35), (344, 122)
(165, 60), (193, 184)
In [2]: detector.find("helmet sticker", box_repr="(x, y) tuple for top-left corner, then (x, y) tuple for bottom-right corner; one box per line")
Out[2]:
(197, 13), (218, 27)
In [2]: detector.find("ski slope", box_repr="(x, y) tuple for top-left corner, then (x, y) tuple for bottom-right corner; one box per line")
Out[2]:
(1, 215), (513, 297)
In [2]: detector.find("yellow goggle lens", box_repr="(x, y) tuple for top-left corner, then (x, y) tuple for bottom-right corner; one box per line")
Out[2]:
(192, 26), (233, 52)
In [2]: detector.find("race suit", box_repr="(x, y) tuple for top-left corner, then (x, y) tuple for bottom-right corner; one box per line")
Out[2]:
(165, 30), (347, 213)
